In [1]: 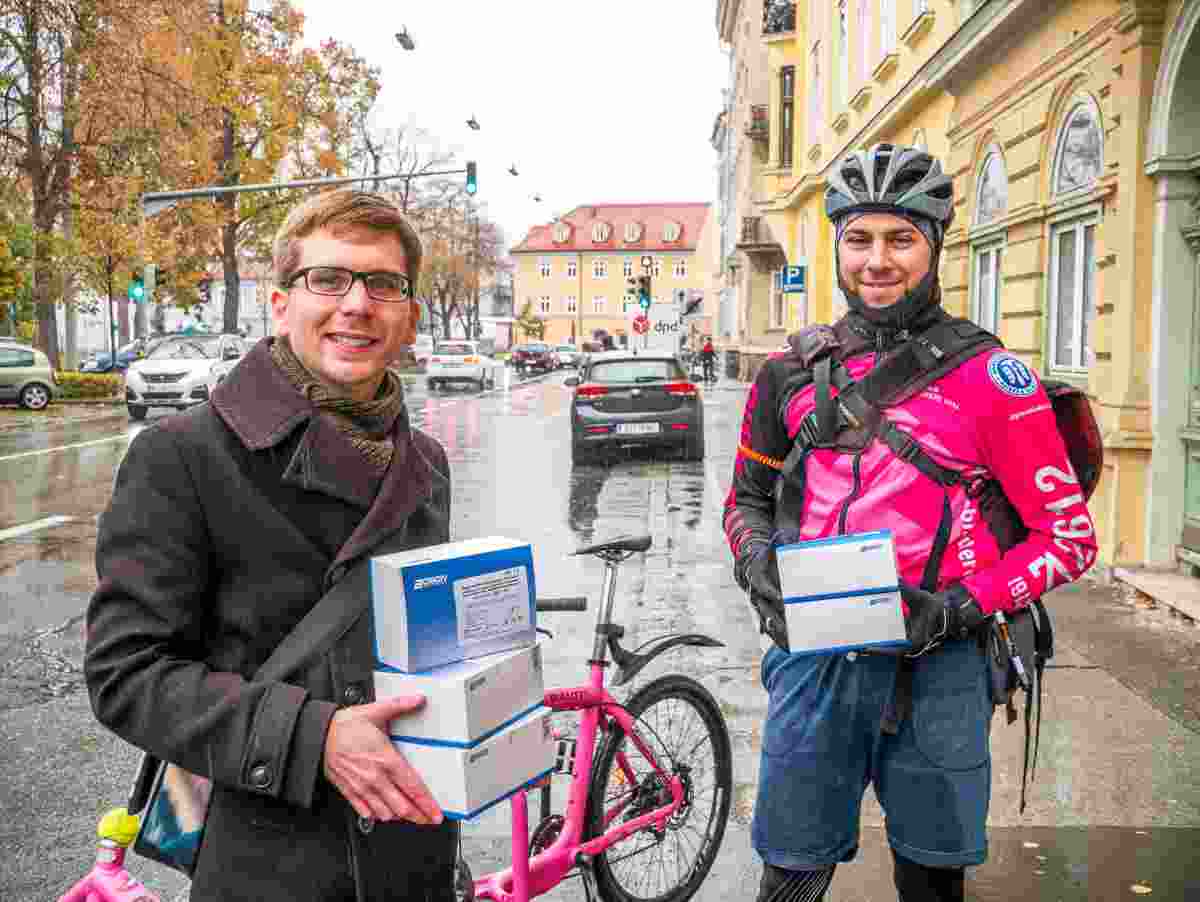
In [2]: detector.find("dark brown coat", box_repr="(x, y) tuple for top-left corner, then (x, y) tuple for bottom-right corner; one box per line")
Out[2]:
(85, 340), (458, 901)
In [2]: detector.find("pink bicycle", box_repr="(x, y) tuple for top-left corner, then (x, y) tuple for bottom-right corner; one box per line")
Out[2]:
(459, 533), (733, 902)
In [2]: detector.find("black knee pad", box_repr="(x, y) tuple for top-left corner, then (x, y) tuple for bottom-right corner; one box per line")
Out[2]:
(757, 863), (836, 902)
(892, 852), (965, 902)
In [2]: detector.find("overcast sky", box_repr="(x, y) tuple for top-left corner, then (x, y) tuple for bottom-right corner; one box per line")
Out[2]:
(295, 1), (729, 254)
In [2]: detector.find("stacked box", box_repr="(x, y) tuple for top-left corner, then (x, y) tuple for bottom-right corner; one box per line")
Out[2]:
(394, 706), (556, 821)
(375, 641), (553, 821)
(371, 537), (537, 673)
(776, 529), (908, 656)
(374, 640), (546, 747)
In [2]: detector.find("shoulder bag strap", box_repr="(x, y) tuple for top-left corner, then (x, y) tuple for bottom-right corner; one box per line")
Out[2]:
(128, 552), (378, 813)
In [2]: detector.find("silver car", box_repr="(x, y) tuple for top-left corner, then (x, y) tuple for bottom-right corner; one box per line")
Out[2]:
(566, 351), (704, 464)
(124, 333), (247, 420)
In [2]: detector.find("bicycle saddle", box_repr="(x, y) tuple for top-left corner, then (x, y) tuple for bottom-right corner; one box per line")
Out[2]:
(571, 534), (652, 557)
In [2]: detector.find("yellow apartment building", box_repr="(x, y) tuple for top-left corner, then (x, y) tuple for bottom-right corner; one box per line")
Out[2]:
(720, 0), (1200, 575)
(509, 203), (715, 348)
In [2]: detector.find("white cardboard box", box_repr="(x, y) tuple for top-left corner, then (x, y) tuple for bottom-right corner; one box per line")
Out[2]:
(371, 537), (537, 672)
(394, 706), (557, 821)
(375, 640), (546, 746)
(776, 529), (908, 656)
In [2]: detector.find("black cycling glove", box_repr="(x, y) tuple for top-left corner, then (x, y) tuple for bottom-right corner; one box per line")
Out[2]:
(734, 532), (795, 653)
(901, 582), (987, 656)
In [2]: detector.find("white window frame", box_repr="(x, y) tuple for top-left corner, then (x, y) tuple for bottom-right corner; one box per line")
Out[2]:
(567, 260), (578, 278)
(1047, 214), (1099, 374)
(672, 258), (687, 278)
(592, 259), (608, 279)
(972, 241), (1004, 336)
(622, 258), (633, 277)
(539, 259), (552, 278)
(565, 296), (578, 314)
(769, 270), (786, 329)
(880, 0), (896, 57)
(593, 297), (606, 314)
(538, 296), (552, 315)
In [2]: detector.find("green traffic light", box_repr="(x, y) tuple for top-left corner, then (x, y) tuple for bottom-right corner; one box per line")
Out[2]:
(128, 278), (145, 301)
(465, 161), (478, 196)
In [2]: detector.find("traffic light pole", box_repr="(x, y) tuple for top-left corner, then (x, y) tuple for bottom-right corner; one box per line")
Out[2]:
(140, 167), (472, 217)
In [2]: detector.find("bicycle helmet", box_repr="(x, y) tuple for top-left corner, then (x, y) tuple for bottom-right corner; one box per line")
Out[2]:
(825, 144), (956, 330)
(825, 143), (954, 233)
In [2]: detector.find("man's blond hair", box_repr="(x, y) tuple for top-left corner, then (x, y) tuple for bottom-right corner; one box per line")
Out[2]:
(272, 189), (422, 288)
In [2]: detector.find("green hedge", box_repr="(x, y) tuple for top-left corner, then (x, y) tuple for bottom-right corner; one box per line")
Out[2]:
(54, 371), (123, 399)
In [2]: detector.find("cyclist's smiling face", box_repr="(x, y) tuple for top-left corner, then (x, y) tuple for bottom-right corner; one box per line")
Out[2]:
(270, 226), (419, 401)
(837, 213), (932, 309)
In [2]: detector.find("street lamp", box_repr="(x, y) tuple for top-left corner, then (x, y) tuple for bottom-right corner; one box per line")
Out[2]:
(466, 114), (480, 131)
(394, 27), (415, 50)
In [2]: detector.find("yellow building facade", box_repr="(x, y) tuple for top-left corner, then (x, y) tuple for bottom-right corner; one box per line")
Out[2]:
(724, 0), (1200, 572)
(510, 203), (715, 348)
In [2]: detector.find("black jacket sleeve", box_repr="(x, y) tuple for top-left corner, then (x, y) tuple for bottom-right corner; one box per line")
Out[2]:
(723, 350), (807, 576)
(85, 425), (320, 807)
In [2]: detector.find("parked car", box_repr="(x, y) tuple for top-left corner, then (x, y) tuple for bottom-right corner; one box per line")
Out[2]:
(0, 339), (57, 410)
(123, 332), (248, 420)
(565, 351), (704, 464)
(427, 340), (498, 391)
(554, 344), (582, 368)
(510, 342), (557, 376)
(412, 333), (435, 371)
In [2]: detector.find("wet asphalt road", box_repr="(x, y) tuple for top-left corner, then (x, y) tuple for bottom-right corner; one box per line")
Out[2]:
(1, 368), (1199, 901)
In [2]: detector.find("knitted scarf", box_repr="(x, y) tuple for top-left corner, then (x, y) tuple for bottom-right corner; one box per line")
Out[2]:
(269, 336), (405, 476)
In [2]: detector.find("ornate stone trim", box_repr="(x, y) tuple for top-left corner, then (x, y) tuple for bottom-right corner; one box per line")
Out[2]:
(873, 52), (899, 84)
(901, 10), (935, 50)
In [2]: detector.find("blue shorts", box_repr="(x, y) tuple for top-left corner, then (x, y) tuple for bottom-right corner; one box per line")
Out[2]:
(751, 638), (991, 870)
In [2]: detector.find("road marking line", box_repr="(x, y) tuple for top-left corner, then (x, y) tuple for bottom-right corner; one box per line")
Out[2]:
(0, 433), (132, 463)
(0, 515), (76, 542)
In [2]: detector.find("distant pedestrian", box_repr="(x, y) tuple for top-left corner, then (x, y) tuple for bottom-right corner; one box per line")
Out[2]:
(700, 337), (716, 383)
(85, 189), (457, 901)
(724, 144), (1097, 902)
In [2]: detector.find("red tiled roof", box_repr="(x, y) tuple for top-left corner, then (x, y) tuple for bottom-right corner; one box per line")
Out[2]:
(510, 202), (711, 254)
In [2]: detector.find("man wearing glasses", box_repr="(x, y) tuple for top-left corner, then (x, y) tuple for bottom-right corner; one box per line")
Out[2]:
(86, 190), (458, 900)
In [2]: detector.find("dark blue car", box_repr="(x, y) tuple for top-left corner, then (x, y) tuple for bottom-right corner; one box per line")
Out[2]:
(81, 337), (159, 372)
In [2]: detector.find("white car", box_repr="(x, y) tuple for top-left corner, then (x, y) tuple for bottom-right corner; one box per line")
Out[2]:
(427, 340), (498, 391)
(124, 333), (249, 420)
(554, 344), (582, 368)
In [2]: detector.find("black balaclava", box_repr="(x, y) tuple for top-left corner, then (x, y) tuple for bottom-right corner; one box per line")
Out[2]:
(833, 209), (945, 334)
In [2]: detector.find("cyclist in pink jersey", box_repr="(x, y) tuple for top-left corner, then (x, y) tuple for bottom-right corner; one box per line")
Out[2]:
(723, 144), (1096, 902)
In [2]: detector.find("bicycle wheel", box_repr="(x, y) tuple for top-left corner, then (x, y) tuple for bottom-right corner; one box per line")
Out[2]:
(586, 674), (732, 902)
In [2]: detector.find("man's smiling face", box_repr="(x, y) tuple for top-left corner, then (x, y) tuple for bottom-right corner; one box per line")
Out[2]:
(837, 213), (933, 309)
(270, 226), (419, 401)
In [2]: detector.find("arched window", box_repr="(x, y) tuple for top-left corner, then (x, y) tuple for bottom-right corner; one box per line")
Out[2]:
(974, 147), (1008, 226)
(1052, 98), (1104, 196)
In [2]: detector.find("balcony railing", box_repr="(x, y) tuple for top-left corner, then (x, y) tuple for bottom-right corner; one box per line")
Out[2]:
(736, 217), (787, 269)
(763, 1), (796, 36)
(745, 104), (769, 144)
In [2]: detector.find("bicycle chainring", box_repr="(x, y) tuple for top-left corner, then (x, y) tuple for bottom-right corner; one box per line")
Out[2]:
(530, 813), (565, 855)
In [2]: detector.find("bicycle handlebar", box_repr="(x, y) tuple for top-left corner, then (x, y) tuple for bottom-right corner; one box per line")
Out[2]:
(536, 596), (588, 612)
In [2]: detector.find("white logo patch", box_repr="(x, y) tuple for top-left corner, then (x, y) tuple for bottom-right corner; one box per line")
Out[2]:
(987, 353), (1037, 398)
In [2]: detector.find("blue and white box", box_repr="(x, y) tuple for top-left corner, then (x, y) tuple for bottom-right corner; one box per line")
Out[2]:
(371, 537), (537, 672)
(374, 639), (546, 747)
(392, 706), (557, 821)
(776, 530), (908, 655)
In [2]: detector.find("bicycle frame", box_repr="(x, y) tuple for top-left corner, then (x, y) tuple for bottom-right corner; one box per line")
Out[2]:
(471, 556), (690, 902)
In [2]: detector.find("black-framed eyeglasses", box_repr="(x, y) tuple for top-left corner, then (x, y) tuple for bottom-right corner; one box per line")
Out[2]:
(287, 266), (412, 303)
